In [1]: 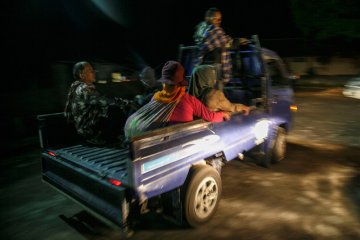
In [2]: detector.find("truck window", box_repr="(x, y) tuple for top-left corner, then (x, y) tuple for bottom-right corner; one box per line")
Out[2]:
(267, 60), (288, 87)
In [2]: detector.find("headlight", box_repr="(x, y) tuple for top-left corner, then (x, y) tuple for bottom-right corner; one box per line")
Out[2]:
(253, 120), (270, 140)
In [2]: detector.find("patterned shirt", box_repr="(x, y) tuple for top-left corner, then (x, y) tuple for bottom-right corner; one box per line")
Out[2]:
(193, 21), (208, 45)
(64, 81), (111, 137)
(197, 24), (233, 82)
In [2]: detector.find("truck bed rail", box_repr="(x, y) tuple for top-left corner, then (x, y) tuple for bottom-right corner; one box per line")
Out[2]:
(55, 145), (130, 183)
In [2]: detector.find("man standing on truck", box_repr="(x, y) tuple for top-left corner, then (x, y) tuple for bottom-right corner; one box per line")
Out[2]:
(65, 61), (132, 144)
(193, 7), (233, 90)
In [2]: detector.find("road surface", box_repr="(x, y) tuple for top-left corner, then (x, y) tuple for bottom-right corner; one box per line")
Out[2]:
(1, 88), (360, 240)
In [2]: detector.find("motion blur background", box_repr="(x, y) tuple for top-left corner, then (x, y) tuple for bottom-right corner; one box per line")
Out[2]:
(2, 0), (360, 154)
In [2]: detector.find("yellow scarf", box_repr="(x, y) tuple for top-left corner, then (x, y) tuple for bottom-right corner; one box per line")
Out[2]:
(153, 84), (186, 103)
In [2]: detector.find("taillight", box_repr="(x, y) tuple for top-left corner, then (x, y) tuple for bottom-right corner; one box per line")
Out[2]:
(108, 178), (122, 186)
(47, 151), (56, 157)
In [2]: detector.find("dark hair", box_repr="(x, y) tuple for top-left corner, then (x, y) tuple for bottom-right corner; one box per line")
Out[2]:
(72, 61), (89, 80)
(205, 7), (220, 18)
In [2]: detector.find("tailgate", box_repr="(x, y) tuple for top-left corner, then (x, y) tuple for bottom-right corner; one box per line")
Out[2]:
(41, 145), (132, 227)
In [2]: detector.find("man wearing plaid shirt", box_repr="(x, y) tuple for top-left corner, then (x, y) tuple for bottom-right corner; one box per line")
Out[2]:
(194, 8), (233, 87)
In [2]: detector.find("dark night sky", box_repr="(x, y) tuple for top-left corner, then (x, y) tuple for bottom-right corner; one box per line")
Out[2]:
(3, 0), (360, 150)
(4, 0), (299, 88)
(0, 0), (308, 101)
(0, 0), (323, 147)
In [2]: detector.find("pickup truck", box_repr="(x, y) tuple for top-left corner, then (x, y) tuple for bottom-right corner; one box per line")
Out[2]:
(38, 35), (296, 233)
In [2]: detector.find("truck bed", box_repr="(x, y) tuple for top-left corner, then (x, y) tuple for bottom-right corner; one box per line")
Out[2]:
(41, 144), (131, 227)
(53, 145), (130, 185)
(38, 112), (132, 227)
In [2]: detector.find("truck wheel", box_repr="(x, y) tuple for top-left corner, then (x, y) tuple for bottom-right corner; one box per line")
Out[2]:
(271, 127), (286, 163)
(184, 165), (222, 227)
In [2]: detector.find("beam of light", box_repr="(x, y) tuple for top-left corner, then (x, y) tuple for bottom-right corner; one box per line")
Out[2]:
(91, 0), (129, 27)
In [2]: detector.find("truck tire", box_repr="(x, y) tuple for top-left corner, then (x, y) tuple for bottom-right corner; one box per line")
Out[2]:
(271, 127), (286, 163)
(184, 165), (222, 227)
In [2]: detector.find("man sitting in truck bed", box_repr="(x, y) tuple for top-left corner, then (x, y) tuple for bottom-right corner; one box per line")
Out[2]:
(124, 60), (231, 139)
(65, 61), (132, 144)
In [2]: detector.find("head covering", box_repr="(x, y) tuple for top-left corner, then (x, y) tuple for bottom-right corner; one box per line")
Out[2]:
(158, 61), (188, 86)
(188, 65), (217, 98)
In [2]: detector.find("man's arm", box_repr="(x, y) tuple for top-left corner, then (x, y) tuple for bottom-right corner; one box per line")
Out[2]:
(83, 85), (113, 107)
(208, 90), (250, 115)
(204, 26), (232, 50)
(190, 94), (225, 122)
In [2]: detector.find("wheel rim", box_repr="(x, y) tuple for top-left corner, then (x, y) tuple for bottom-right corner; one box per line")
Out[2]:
(193, 176), (218, 219)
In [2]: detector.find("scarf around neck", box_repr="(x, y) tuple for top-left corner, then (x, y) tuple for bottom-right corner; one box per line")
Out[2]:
(153, 85), (186, 103)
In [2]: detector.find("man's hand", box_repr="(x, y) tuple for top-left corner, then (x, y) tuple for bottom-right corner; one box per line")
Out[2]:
(235, 104), (252, 116)
(222, 111), (231, 121)
(241, 106), (251, 116)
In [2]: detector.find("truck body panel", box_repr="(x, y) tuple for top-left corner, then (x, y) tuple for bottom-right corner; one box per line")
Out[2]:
(38, 36), (295, 229)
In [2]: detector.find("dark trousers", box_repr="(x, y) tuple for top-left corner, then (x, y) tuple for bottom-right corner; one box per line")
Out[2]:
(98, 106), (127, 142)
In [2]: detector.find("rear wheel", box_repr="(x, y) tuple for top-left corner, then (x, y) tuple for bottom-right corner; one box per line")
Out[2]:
(271, 127), (287, 163)
(184, 165), (222, 227)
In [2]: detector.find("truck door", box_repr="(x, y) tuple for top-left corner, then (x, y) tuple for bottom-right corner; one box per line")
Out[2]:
(266, 58), (294, 127)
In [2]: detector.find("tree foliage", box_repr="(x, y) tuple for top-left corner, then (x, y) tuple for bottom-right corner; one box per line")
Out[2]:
(290, 0), (360, 41)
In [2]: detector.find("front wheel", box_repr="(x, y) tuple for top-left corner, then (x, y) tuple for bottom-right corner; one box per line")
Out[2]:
(184, 165), (222, 227)
(271, 127), (287, 163)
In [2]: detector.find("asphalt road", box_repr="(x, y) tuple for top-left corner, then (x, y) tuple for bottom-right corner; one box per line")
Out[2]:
(1, 88), (360, 240)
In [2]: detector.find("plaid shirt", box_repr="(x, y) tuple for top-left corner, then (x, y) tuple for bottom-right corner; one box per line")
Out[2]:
(197, 24), (233, 82)
(64, 81), (110, 137)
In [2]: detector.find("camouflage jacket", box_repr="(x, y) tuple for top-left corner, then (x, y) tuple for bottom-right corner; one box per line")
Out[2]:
(64, 81), (111, 138)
